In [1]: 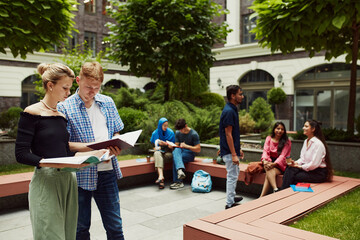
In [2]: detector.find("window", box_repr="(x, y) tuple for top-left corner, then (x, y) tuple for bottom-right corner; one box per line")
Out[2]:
(84, 31), (97, 56)
(84, 0), (96, 14)
(242, 14), (257, 44)
(239, 70), (274, 111)
(104, 80), (128, 93)
(67, 31), (78, 50)
(21, 75), (39, 109)
(294, 63), (360, 131)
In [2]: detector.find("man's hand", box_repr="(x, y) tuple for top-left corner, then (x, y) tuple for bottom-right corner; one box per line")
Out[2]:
(239, 150), (244, 159)
(108, 146), (121, 157)
(232, 155), (239, 165)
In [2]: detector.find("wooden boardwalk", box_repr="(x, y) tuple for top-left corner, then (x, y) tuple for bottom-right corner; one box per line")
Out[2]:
(184, 175), (360, 240)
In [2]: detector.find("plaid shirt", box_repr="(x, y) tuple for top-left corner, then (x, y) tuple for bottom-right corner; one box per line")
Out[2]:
(58, 92), (124, 191)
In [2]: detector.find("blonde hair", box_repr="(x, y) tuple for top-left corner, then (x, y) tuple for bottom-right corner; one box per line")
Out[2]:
(79, 62), (104, 82)
(37, 63), (75, 90)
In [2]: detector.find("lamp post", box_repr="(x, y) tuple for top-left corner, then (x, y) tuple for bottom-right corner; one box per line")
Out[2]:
(277, 74), (284, 86)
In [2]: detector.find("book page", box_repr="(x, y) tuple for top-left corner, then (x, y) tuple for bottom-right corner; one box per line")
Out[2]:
(113, 129), (142, 147)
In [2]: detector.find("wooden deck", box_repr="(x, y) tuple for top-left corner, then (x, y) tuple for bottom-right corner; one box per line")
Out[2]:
(184, 175), (360, 240)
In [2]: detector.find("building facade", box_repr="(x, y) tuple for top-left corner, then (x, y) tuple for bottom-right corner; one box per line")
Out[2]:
(0, 0), (153, 112)
(0, 0), (359, 131)
(211, 0), (360, 131)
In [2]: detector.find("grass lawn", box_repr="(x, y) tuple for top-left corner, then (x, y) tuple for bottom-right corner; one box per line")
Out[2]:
(290, 171), (360, 240)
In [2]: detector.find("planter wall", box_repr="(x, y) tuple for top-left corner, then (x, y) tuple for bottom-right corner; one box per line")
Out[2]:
(0, 138), (16, 165)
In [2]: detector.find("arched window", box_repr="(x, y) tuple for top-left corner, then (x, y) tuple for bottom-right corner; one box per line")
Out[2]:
(21, 75), (39, 109)
(294, 63), (360, 130)
(104, 79), (128, 93)
(238, 70), (274, 111)
(143, 82), (157, 91)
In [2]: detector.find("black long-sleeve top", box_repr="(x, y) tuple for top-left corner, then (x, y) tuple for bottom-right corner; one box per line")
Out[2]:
(15, 112), (75, 167)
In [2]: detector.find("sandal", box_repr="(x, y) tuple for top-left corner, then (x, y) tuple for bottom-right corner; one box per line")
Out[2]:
(155, 179), (161, 184)
(159, 179), (165, 189)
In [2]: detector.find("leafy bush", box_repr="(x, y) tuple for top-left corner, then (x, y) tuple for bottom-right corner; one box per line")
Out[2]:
(203, 137), (220, 145)
(239, 112), (255, 134)
(110, 88), (149, 111)
(189, 106), (222, 141)
(118, 107), (148, 133)
(194, 92), (225, 109)
(289, 130), (307, 141)
(249, 97), (274, 132)
(267, 87), (286, 105)
(290, 128), (360, 142)
(0, 107), (23, 138)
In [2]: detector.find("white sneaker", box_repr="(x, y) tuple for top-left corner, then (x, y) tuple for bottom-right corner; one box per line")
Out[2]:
(170, 182), (184, 190)
(177, 169), (186, 180)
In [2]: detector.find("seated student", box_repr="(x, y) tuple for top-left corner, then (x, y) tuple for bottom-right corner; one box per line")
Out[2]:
(170, 118), (201, 190)
(259, 122), (291, 197)
(281, 120), (333, 189)
(150, 117), (175, 189)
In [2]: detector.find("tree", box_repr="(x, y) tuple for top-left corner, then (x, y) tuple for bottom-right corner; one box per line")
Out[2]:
(0, 0), (77, 59)
(267, 87), (287, 119)
(251, 0), (360, 133)
(106, 0), (230, 101)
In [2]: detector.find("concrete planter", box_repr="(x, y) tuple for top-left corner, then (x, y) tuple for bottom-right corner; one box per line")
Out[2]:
(198, 140), (360, 173)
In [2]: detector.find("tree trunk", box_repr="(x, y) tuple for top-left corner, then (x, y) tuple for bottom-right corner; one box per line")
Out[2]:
(348, 18), (359, 133)
(164, 63), (170, 101)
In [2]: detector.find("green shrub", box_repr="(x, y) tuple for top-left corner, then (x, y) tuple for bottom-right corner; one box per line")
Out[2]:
(0, 107), (23, 138)
(249, 97), (274, 132)
(118, 107), (148, 133)
(267, 87), (286, 105)
(239, 112), (255, 134)
(194, 92), (225, 109)
(111, 88), (149, 110)
(289, 130), (307, 140)
(203, 137), (220, 145)
(189, 106), (222, 141)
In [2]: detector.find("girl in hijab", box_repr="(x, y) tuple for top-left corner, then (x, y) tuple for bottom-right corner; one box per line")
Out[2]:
(150, 118), (175, 189)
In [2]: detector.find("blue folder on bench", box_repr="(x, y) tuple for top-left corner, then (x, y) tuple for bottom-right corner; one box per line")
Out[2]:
(290, 184), (314, 192)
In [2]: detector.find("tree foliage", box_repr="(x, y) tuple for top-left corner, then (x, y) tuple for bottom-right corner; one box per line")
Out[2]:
(0, 0), (77, 59)
(250, 0), (360, 132)
(106, 0), (230, 100)
(249, 97), (274, 132)
(267, 87), (287, 119)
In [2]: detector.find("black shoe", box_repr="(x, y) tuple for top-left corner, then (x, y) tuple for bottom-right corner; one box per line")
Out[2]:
(234, 196), (243, 203)
(225, 203), (240, 209)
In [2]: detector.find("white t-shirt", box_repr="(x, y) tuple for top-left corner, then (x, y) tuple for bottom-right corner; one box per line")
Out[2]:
(86, 102), (113, 171)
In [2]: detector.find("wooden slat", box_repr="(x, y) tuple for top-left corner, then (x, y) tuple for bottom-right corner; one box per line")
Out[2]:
(201, 187), (297, 224)
(231, 180), (346, 223)
(184, 219), (265, 240)
(218, 219), (300, 240)
(262, 180), (360, 224)
(250, 219), (338, 240)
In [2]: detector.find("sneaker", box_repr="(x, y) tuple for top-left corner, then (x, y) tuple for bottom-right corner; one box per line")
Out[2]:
(234, 196), (243, 203)
(225, 203), (240, 209)
(170, 182), (184, 190)
(177, 169), (186, 180)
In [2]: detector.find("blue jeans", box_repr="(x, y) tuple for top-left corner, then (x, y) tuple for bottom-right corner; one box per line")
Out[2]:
(76, 170), (124, 240)
(172, 147), (195, 182)
(223, 154), (240, 206)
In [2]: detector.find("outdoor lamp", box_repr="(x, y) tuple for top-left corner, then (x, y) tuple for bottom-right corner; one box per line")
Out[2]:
(277, 74), (284, 86)
(217, 78), (222, 87)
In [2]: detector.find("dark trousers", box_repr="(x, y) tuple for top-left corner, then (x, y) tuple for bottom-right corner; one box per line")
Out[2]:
(281, 167), (328, 189)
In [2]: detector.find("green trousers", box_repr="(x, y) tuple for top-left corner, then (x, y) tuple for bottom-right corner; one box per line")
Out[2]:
(29, 167), (78, 240)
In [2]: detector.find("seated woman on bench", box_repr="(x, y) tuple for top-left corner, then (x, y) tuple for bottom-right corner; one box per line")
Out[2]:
(150, 117), (175, 189)
(260, 122), (291, 197)
(281, 120), (333, 190)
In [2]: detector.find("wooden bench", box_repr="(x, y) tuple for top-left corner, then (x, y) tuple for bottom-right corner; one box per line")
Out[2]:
(187, 158), (283, 186)
(0, 157), (165, 198)
(183, 175), (360, 240)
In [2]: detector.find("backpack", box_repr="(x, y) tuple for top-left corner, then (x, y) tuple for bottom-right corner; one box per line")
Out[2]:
(191, 170), (212, 193)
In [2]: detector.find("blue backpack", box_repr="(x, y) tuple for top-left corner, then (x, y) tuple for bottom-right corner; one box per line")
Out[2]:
(191, 170), (212, 193)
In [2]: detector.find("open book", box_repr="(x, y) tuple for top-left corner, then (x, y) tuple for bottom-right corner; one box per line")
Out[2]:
(40, 150), (113, 170)
(87, 129), (142, 150)
(166, 140), (183, 148)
